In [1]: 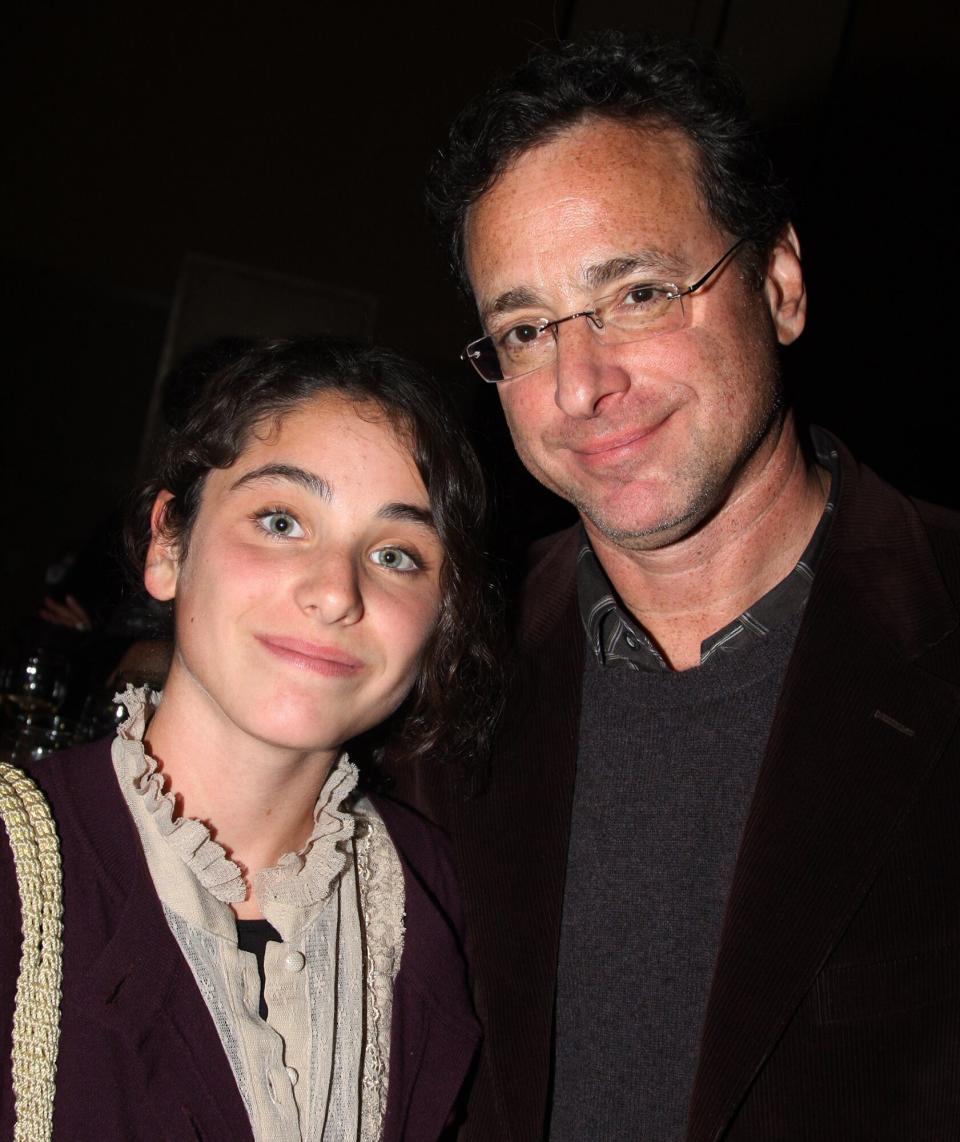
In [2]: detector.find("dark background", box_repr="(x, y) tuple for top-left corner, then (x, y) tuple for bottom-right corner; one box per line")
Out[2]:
(2, 0), (957, 639)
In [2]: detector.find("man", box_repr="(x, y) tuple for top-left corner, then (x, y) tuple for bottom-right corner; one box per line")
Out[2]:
(416, 32), (960, 1142)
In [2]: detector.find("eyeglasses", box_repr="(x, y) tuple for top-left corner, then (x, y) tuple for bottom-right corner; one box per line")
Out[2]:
(462, 237), (751, 384)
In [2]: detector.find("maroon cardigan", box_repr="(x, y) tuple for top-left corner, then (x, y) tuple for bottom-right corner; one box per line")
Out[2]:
(0, 738), (479, 1141)
(397, 438), (960, 1140)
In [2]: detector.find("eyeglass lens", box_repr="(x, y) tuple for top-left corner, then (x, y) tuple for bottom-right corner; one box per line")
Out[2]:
(465, 237), (751, 383)
(469, 286), (684, 383)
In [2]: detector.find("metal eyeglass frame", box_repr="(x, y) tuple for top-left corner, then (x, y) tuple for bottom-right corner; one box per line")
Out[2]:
(462, 235), (752, 384)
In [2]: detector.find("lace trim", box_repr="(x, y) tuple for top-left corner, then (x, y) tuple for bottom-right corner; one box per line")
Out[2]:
(112, 685), (359, 906)
(254, 764), (357, 910)
(354, 799), (405, 1142)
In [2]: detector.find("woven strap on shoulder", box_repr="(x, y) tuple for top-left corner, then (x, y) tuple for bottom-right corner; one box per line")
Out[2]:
(0, 761), (63, 1142)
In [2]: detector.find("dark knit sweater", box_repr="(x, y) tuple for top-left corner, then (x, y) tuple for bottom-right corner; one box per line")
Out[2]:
(550, 609), (803, 1141)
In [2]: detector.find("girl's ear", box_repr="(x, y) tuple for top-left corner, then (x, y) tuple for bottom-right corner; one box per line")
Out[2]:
(144, 491), (180, 602)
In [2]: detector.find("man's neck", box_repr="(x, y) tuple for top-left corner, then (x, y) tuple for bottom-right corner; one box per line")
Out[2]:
(586, 415), (828, 670)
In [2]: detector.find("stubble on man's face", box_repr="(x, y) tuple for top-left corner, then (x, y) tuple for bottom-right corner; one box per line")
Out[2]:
(573, 368), (786, 553)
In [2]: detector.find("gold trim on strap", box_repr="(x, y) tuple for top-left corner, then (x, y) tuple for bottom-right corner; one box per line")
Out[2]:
(0, 762), (63, 1141)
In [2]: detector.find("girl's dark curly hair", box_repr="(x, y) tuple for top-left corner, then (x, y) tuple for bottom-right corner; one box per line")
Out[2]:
(426, 30), (791, 293)
(126, 336), (503, 774)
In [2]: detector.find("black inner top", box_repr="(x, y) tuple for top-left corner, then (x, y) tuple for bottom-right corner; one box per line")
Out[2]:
(235, 917), (282, 1021)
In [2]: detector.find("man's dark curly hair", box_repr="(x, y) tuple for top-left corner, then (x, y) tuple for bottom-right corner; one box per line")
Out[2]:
(425, 30), (791, 292)
(126, 336), (503, 775)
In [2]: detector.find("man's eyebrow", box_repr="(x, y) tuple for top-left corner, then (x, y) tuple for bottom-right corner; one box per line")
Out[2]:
(582, 249), (687, 293)
(481, 286), (543, 325)
(229, 464), (332, 499)
(481, 248), (688, 324)
(378, 502), (436, 529)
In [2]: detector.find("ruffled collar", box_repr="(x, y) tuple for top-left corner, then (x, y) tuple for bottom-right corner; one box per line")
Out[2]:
(112, 685), (359, 908)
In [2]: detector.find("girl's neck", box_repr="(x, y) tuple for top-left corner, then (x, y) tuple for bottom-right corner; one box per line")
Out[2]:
(143, 668), (338, 916)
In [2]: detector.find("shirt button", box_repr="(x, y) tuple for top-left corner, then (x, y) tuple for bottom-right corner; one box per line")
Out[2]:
(286, 1066), (299, 1086)
(283, 951), (305, 973)
(625, 635), (637, 648)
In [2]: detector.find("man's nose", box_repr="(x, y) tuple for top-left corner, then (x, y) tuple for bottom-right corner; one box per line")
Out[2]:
(552, 315), (631, 418)
(295, 552), (364, 625)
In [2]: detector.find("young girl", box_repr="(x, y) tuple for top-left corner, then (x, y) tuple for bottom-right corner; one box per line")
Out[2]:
(0, 338), (500, 1141)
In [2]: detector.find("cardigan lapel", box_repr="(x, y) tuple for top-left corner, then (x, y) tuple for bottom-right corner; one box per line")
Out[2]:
(67, 889), (252, 1139)
(373, 796), (481, 1142)
(53, 747), (255, 1140)
(688, 460), (960, 1142)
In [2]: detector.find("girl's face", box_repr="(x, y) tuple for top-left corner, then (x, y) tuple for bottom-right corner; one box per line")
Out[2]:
(145, 392), (444, 757)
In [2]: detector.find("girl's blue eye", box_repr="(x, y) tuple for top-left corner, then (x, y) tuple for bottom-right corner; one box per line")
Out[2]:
(370, 546), (419, 572)
(258, 511), (304, 538)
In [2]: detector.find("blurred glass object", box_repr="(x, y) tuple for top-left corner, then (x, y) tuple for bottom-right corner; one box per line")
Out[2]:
(0, 648), (70, 716)
(1, 711), (79, 765)
(77, 681), (159, 743)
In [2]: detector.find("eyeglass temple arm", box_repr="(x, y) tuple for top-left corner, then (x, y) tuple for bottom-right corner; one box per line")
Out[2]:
(683, 236), (752, 297)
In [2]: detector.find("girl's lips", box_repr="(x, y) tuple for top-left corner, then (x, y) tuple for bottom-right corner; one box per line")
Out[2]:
(256, 636), (363, 676)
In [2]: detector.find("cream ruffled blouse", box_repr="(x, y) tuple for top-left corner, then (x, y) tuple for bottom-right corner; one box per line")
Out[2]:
(111, 686), (405, 1142)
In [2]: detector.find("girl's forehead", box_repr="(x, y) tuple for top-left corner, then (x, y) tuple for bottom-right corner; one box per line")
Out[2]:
(206, 391), (426, 503)
(248, 393), (410, 455)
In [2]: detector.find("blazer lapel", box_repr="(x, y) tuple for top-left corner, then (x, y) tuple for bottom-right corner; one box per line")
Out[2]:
(454, 528), (584, 1141)
(688, 509), (960, 1141)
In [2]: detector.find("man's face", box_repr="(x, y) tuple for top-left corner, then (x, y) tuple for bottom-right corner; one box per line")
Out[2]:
(463, 117), (805, 551)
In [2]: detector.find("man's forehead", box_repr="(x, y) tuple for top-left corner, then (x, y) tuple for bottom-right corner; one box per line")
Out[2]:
(470, 118), (701, 211)
(463, 121), (710, 314)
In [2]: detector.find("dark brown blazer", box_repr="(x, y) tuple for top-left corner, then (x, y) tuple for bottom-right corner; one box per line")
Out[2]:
(409, 439), (960, 1140)
(0, 738), (479, 1141)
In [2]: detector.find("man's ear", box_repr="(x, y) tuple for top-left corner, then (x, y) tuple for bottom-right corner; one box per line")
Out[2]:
(764, 223), (807, 346)
(144, 491), (180, 602)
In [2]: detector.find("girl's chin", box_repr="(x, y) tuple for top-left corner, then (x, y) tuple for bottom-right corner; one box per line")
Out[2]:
(221, 711), (342, 756)
(257, 728), (343, 755)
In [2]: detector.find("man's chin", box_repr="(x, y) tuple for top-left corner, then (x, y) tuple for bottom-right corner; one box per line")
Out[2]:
(579, 491), (715, 553)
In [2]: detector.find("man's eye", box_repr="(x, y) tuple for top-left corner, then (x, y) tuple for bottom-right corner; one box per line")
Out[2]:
(621, 285), (663, 307)
(256, 511), (304, 538)
(502, 322), (546, 348)
(370, 546), (419, 572)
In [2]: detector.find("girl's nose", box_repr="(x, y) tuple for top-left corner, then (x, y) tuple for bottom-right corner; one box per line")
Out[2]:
(294, 553), (364, 625)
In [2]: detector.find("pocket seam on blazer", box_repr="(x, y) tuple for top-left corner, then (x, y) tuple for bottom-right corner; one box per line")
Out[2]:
(816, 941), (960, 1024)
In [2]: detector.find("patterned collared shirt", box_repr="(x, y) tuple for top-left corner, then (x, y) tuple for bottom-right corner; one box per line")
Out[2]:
(577, 429), (840, 671)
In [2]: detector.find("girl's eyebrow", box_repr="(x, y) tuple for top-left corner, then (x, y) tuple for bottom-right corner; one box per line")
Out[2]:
(229, 465), (435, 528)
(378, 502), (436, 529)
(230, 463), (332, 499)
